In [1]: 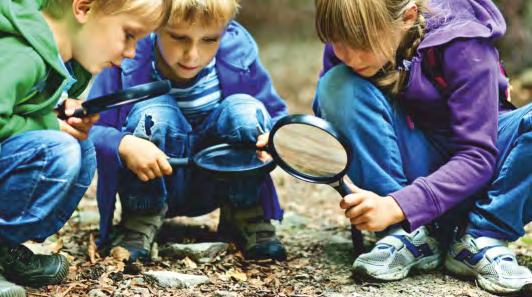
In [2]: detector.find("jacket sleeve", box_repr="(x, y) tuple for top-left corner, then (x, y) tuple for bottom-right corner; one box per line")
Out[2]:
(390, 39), (499, 231)
(0, 51), (57, 139)
(248, 58), (288, 124)
(88, 66), (128, 168)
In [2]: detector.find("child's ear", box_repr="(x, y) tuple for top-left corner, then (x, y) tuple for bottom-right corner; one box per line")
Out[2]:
(72, 0), (94, 24)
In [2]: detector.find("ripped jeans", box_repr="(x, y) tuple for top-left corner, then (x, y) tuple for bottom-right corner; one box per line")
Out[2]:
(117, 93), (277, 218)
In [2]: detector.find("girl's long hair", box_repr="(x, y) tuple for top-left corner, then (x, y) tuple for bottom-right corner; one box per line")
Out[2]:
(315, 0), (428, 96)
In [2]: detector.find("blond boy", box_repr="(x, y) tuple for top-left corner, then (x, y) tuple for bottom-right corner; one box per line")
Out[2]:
(89, 0), (288, 263)
(0, 0), (169, 295)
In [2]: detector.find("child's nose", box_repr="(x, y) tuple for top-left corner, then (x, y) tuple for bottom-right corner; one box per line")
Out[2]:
(123, 44), (136, 59)
(184, 44), (199, 61)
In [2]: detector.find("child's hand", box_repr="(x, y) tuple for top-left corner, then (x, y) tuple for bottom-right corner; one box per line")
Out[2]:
(118, 135), (173, 182)
(255, 132), (271, 162)
(340, 177), (405, 231)
(58, 99), (100, 140)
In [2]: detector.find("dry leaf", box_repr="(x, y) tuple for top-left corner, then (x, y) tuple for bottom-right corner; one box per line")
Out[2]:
(226, 269), (247, 282)
(182, 256), (198, 269)
(88, 233), (100, 264)
(49, 238), (64, 254)
(110, 246), (130, 262)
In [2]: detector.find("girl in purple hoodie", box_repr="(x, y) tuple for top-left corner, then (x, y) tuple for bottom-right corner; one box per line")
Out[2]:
(313, 0), (531, 294)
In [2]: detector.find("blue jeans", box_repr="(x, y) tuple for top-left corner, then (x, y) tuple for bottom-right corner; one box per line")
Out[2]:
(316, 64), (531, 242)
(118, 94), (274, 217)
(0, 130), (96, 246)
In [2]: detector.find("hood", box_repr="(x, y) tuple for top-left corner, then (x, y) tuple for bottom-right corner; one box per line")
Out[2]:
(0, 0), (67, 78)
(419, 0), (506, 50)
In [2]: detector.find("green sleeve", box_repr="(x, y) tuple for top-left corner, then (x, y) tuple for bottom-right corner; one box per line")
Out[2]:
(0, 49), (52, 141)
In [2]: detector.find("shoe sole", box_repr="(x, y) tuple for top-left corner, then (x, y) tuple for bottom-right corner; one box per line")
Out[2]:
(353, 254), (441, 281)
(444, 256), (524, 294)
(0, 287), (25, 297)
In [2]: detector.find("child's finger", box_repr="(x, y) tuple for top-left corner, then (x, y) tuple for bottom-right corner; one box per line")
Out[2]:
(158, 157), (173, 175)
(339, 193), (364, 209)
(344, 203), (369, 220)
(256, 132), (270, 148)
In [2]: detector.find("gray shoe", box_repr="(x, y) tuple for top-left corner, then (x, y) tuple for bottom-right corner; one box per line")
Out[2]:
(111, 206), (167, 262)
(218, 204), (287, 261)
(0, 274), (25, 297)
(445, 234), (532, 294)
(352, 226), (441, 280)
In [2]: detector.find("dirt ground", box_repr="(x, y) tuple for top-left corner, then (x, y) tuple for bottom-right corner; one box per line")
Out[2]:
(22, 1), (532, 296)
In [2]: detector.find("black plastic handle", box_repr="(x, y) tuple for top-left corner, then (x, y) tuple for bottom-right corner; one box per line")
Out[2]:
(332, 177), (353, 196)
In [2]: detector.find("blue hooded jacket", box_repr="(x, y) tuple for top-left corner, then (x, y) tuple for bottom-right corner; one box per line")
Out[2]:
(89, 21), (287, 245)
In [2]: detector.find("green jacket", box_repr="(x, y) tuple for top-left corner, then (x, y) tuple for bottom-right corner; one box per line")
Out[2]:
(0, 0), (91, 142)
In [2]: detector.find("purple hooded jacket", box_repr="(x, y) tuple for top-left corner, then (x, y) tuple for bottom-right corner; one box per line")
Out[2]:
(320, 0), (508, 231)
(88, 21), (287, 245)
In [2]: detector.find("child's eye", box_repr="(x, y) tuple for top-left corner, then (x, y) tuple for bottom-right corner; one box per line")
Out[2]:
(203, 38), (219, 43)
(125, 32), (135, 41)
(171, 34), (187, 41)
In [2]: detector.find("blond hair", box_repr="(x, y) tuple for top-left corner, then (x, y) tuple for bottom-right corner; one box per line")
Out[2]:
(167, 0), (240, 26)
(41, 0), (172, 30)
(315, 0), (428, 96)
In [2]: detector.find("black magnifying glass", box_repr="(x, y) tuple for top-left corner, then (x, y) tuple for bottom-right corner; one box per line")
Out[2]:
(267, 114), (364, 256)
(57, 80), (171, 119)
(167, 143), (276, 179)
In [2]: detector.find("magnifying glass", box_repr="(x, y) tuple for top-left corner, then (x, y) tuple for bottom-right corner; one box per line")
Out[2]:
(267, 114), (364, 256)
(57, 80), (171, 119)
(167, 143), (276, 179)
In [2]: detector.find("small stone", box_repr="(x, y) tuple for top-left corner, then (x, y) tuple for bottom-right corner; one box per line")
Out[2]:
(143, 270), (210, 288)
(159, 242), (228, 263)
(214, 290), (238, 297)
(88, 289), (108, 297)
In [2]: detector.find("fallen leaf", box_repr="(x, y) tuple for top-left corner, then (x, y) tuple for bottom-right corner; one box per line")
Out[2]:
(110, 246), (130, 262)
(225, 269), (247, 282)
(88, 233), (100, 264)
(182, 256), (198, 269)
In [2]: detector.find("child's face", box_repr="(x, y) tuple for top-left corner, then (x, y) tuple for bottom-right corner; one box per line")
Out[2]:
(73, 13), (153, 74)
(331, 42), (389, 78)
(156, 20), (225, 83)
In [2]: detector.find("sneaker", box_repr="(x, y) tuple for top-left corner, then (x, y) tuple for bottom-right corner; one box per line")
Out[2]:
(218, 204), (287, 261)
(445, 234), (532, 294)
(352, 226), (441, 280)
(0, 274), (25, 297)
(0, 245), (68, 287)
(110, 206), (167, 263)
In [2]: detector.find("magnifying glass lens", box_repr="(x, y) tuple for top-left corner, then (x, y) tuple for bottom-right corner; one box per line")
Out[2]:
(272, 124), (348, 179)
(195, 145), (270, 172)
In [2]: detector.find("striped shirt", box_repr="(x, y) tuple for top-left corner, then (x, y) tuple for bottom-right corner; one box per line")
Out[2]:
(151, 46), (221, 126)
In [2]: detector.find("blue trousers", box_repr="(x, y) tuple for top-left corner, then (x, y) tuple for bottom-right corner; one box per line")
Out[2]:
(316, 65), (531, 242)
(118, 94), (275, 217)
(0, 130), (96, 246)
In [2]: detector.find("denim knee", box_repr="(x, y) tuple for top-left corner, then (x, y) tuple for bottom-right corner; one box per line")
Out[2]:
(126, 96), (191, 157)
(215, 93), (272, 143)
(317, 65), (392, 128)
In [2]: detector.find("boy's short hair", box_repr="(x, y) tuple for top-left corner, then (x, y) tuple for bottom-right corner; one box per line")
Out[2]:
(168, 0), (240, 26)
(42, 0), (172, 29)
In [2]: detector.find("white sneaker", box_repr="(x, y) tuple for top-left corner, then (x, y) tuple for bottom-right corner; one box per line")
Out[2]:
(445, 234), (532, 294)
(352, 226), (441, 280)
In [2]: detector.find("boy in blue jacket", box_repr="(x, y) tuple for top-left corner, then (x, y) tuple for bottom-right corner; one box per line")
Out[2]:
(89, 0), (288, 262)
